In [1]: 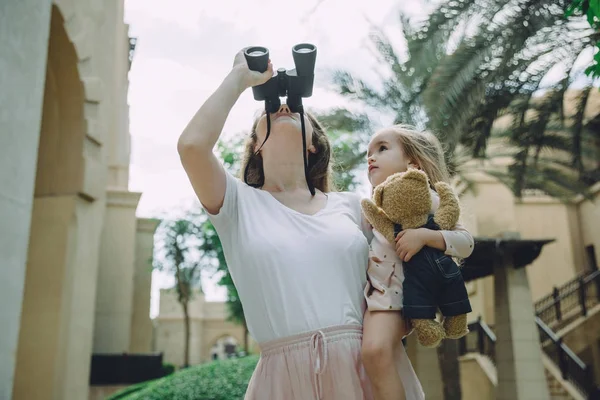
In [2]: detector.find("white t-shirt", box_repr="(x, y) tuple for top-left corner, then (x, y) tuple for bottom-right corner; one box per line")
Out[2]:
(206, 171), (372, 343)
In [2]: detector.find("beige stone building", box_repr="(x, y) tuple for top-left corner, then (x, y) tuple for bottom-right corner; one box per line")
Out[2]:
(408, 91), (600, 399)
(0, 1), (158, 399)
(154, 289), (250, 367)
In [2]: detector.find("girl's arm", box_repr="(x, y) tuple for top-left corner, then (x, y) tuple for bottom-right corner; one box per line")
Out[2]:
(395, 224), (474, 262)
(177, 51), (273, 215)
(439, 224), (474, 258)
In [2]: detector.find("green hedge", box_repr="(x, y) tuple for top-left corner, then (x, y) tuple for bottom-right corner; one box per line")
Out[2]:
(162, 362), (176, 376)
(108, 355), (259, 400)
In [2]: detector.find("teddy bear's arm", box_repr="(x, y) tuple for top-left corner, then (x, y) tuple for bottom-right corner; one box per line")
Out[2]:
(361, 198), (396, 243)
(433, 182), (461, 231)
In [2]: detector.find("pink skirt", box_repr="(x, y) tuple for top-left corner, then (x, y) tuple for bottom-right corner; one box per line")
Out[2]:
(245, 325), (373, 400)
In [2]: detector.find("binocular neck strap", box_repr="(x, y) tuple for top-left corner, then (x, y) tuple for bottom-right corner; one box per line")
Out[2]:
(299, 109), (316, 196)
(243, 110), (316, 197)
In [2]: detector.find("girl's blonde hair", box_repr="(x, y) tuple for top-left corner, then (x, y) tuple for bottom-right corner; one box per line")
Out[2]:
(390, 125), (467, 264)
(240, 111), (335, 192)
(388, 125), (450, 185)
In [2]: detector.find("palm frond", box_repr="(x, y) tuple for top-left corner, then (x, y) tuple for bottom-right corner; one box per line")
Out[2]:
(314, 108), (372, 133)
(326, 0), (599, 200)
(571, 85), (593, 173)
(331, 71), (388, 109)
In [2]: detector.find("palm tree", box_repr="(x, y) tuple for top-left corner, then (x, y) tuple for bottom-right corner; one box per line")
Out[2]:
(314, 108), (372, 191)
(154, 218), (206, 368)
(330, 0), (599, 199)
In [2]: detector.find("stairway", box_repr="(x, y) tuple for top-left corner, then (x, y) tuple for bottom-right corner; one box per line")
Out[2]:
(545, 369), (575, 400)
(457, 350), (581, 400)
(458, 322), (587, 400)
(459, 269), (600, 399)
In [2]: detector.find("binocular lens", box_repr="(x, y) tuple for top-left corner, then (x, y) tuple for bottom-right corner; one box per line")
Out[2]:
(244, 46), (270, 73)
(293, 44), (316, 54)
(245, 46), (268, 56)
(292, 43), (317, 77)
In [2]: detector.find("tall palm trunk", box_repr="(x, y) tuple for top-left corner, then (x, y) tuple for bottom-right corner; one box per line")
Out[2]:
(182, 300), (190, 368)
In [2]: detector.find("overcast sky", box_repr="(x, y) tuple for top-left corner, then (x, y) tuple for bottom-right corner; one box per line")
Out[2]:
(123, 0), (432, 314)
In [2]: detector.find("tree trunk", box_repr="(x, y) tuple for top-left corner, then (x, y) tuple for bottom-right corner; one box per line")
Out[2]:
(243, 318), (249, 354)
(437, 340), (462, 400)
(182, 301), (190, 368)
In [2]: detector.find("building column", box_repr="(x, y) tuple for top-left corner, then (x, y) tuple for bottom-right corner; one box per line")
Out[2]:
(93, 190), (141, 353)
(0, 1), (52, 398)
(494, 235), (551, 400)
(410, 335), (444, 400)
(129, 218), (160, 353)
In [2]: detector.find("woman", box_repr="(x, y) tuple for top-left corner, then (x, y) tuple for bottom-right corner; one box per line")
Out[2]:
(178, 49), (466, 399)
(179, 49), (376, 400)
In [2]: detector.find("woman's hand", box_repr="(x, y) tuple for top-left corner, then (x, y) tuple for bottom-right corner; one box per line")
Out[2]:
(395, 228), (446, 262)
(231, 49), (274, 92)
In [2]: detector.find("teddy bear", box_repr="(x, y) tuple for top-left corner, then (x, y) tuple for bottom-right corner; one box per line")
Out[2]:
(361, 169), (472, 348)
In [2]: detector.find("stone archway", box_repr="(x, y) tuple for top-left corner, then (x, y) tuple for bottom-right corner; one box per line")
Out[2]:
(12, 3), (104, 400)
(209, 335), (241, 361)
(202, 328), (247, 362)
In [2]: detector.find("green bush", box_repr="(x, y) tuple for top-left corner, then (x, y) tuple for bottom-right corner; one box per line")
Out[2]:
(106, 380), (156, 400)
(110, 355), (259, 400)
(162, 362), (176, 376)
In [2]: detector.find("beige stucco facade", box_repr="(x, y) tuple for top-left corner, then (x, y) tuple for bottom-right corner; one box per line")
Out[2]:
(0, 1), (157, 399)
(131, 219), (161, 353)
(460, 177), (600, 326)
(154, 289), (251, 367)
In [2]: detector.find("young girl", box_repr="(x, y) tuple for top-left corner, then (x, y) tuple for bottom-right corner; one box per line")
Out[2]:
(361, 125), (475, 400)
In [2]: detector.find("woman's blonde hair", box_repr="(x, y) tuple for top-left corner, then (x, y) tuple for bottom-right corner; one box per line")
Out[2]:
(240, 111), (335, 192)
(388, 125), (450, 185)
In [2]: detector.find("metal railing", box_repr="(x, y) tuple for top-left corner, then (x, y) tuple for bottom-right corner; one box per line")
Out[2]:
(458, 316), (496, 364)
(535, 270), (600, 328)
(535, 317), (597, 398)
(458, 315), (599, 399)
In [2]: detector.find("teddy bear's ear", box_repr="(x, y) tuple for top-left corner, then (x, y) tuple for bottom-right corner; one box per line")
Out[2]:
(403, 169), (429, 183)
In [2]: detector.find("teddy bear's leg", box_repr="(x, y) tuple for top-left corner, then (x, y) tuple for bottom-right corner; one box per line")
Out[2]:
(412, 319), (446, 348)
(443, 314), (469, 339)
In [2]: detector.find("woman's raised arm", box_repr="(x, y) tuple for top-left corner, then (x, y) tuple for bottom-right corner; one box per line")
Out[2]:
(177, 50), (272, 214)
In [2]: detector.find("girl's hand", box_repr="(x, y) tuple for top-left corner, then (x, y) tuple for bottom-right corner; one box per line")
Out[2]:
(395, 228), (447, 262)
(394, 229), (427, 262)
(231, 49), (274, 91)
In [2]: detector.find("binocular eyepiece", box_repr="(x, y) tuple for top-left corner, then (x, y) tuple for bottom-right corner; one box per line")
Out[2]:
(244, 43), (317, 113)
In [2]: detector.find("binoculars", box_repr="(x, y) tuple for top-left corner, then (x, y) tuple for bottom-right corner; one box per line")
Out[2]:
(243, 43), (317, 113)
